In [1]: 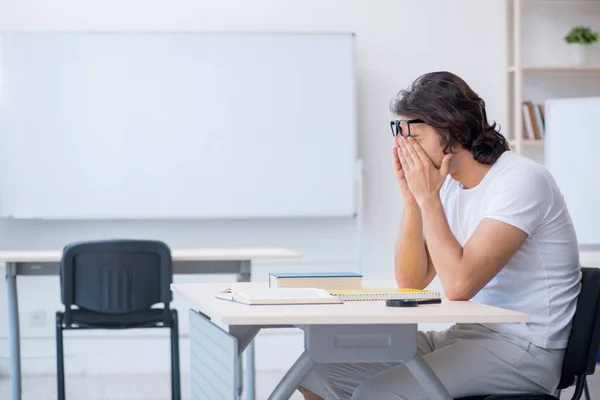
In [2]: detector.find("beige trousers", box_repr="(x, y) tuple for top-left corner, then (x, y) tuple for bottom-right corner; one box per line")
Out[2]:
(301, 323), (564, 400)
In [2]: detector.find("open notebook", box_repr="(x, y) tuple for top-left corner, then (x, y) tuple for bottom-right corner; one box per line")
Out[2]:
(327, 288), (441, 302)
(215, 287), (343, 305)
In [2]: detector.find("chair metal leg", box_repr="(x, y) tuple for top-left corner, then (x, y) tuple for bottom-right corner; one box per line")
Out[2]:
(572, 375), (587, 400)
(584, 377), (590, 400)
(170, 310), (181, 400)
(56, 313), (66, 400)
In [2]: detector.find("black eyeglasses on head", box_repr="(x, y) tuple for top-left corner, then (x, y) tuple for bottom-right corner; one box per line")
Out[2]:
(390, 119), (425, 138)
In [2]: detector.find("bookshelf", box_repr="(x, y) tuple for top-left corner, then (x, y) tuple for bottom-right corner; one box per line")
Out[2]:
(505, 0), (600, 163)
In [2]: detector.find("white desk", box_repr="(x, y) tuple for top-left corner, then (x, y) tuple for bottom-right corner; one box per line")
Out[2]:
(1, 248), (301, 400)
(173, 282), (530, 400)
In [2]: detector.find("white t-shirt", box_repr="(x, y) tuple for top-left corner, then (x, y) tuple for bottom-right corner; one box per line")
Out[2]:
(439, 150), (581, 349)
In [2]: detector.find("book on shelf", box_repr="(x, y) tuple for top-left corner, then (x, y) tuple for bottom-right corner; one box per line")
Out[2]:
(522, 101), (546, 140)
(268, 272), (363, 289)
(522, 103), (534, 140)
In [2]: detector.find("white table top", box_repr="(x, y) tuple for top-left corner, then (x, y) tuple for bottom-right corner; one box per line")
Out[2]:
(0, 248), (301, 263)
(172, 282), (530, 326)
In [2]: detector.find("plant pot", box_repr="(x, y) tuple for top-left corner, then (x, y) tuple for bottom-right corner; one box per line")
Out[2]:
(569, 43), (592, 66)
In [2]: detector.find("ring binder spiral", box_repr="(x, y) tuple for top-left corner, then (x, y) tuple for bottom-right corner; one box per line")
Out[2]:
(327, 288), (441, 302)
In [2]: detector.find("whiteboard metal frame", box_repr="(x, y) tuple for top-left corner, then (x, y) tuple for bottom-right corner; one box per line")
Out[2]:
(0, 31), (359, 220)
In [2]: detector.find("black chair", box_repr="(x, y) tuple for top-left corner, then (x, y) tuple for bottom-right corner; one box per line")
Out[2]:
(457, 266), (600, 400)
(55, 239), (181, 400)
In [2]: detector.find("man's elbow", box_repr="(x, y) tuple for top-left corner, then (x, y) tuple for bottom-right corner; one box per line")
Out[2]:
(444, 280), (480, 301)
(395, 268), (429, 290)
(395, 276), (427, 291)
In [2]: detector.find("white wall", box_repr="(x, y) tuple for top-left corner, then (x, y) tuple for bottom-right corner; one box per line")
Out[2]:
(0, 0), (510, 378)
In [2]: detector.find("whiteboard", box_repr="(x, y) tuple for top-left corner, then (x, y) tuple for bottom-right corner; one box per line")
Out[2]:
(545, 96), (600, 245)
(0, 32), (357, 219)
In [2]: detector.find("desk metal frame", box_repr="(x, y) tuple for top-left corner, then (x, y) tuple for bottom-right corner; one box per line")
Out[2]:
(5, 259), (256, 400)
(190, 310), (452, 400)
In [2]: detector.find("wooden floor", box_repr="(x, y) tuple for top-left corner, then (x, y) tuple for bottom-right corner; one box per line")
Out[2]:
(0, 370), (597, 399)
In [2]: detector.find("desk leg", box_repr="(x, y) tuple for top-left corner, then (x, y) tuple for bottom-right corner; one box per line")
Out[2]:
(237, 260), (255, 400)
(405, 354), (452, 400)
(6, 262), (22, 400)
(245, 341), (255, 399)
(268, 352), (314, 400)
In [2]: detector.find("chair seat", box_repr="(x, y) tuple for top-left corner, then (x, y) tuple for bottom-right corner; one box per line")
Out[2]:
(59, 308), (169, 329)
(456, 395), (558, 400)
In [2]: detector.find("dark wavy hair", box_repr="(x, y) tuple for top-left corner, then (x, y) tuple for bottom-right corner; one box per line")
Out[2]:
(390, 71), (509, 165)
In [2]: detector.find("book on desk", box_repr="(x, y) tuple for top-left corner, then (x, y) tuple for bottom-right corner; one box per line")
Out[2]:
(215, 287), (343, 305)
(268, 271), (363, 289)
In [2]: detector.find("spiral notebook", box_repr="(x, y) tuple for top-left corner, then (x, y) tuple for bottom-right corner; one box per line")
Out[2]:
(327, 288), (441, 302)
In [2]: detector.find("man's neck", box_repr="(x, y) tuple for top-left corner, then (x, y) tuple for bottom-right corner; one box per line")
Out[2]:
(450, 150), (493, 190)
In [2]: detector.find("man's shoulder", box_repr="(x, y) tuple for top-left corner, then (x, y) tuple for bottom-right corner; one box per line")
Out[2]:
(491, 151), (554, 191)
(492, 150), (543, 173)
(485, 152), (562, 224)
(440, 151), (559, 205)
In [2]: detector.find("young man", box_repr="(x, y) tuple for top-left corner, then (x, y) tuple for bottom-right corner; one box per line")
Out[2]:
(299, 71), (581, 400)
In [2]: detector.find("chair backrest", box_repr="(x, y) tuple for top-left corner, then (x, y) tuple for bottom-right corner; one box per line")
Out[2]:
(558, 266), (600, 389)
(60, 239), (173, 320)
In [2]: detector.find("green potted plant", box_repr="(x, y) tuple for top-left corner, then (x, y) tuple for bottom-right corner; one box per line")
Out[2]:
(564, 26), (598, 66)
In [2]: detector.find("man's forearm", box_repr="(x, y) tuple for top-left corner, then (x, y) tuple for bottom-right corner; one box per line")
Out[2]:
(419, 196), (468, 299)
(394, 201), (429, 288)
